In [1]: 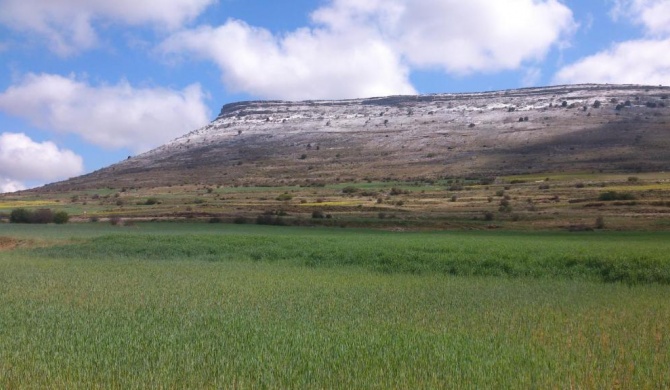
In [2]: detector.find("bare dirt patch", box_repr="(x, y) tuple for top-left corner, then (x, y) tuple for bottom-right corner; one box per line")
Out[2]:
(0, 237), (20, 251)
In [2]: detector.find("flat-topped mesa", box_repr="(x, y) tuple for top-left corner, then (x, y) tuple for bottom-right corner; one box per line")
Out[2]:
(30, 84), (670, 192)
(212, 84), (670, 126)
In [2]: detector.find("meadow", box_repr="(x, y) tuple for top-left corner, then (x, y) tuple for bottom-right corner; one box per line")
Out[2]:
(1, 223), (670, 388)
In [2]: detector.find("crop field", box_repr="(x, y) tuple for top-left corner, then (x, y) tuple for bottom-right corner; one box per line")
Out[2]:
(1, 223), (669, 388)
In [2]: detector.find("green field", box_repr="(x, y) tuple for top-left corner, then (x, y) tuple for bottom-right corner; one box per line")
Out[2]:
(1, 223), (669, 388)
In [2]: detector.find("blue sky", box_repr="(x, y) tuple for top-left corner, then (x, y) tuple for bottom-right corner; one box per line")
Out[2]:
(1, 0), (669, 192)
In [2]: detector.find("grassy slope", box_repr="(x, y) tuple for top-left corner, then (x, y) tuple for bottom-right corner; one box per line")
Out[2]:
(1, 224), (669, 388)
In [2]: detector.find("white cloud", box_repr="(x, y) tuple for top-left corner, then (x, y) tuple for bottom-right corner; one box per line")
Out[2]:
(0, 0), (215, 55)
(0, 73), (211, 153)
(611, 0), (670, 36)
(555, 38), (670, 85)
(316, 0), (576, 74)
(0, 178), (26, 193)
(160, 0), (575, 100)
(0, 132), (84, 193)
(160, 20), (416, 100)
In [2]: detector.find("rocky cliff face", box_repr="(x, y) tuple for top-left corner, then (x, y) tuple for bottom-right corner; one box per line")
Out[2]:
(42, 84), (670, 190)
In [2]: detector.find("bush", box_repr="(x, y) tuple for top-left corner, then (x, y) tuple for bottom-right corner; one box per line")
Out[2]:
(233, 216), (248, 224)
(10, 208), (33, 223)
(276, 193), (293, 201)
(33, 209), (55, 224)
(312, 210), (325, 219)
(595, 216), (605, 229)
(598, 191), (636, 201)
(342, 186), (359, 194)
(9, 208), (68, 224)
(53, 211), (70, 224)
(145, 197), (160, 205)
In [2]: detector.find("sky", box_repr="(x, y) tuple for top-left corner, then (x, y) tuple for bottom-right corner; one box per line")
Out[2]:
(0, 0), (669, 192)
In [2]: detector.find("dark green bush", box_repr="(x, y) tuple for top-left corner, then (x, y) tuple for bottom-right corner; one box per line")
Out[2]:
(10, 208), (33, 223)
(9, 208), (68, 224)
(53, 211), (70, 224)
(145, 197), (160, 205)
(598, 191), (636, 201)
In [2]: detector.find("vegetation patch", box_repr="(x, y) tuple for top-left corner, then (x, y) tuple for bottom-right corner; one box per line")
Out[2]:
(27, 228), (670, 285)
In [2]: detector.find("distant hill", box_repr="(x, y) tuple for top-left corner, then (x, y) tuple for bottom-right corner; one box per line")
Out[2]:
(36, 84), (670, 192)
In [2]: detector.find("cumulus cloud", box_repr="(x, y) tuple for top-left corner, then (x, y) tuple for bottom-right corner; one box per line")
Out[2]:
(0, 0), (215, 55)
(315, 0), (576, 74)
(159, 21), (415, 100)
(0, 132), (84, 193)
(554, 39), (670, 85)
(610, 0), (670, 36)
(0, 73), (211, 153)
(557, 1), (670, 85)
(160, 0), (575, 100)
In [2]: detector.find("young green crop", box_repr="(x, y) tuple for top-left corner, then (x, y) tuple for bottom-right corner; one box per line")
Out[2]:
(1, 254), (669, 388)
(1, 224), (669, 388)
(25, 226), (670, 285)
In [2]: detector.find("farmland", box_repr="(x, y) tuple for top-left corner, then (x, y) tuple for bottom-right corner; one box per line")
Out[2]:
(3, 171), (670, 231)
(1, 223), (669, 388)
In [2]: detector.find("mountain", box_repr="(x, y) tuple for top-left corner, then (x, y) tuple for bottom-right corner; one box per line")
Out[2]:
(40, 84), (670, 191)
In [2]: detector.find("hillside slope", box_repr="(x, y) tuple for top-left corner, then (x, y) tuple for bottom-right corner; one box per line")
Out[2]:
(41, 84), (670, 191)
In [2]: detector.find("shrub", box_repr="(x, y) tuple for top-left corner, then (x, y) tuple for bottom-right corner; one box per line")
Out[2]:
(593, 100), (601, 108)
(30, 209), (54, 224)
(208, 217), (223, 223)
(53, 211), (70, 224)
(389, 187), (408, 196)
(598, 191), (636, 201)
(145, 197), (160, 205)
(110, 216), (122, 226)
(312, 210), (325, 219)
(484, 211), (495, 221)
(595, 216), (605, 229)
(233, 216), (248, 224)
(276, 193), (293, 201)
(10, 208), (33, 223)
(342, 186), (359, 194)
